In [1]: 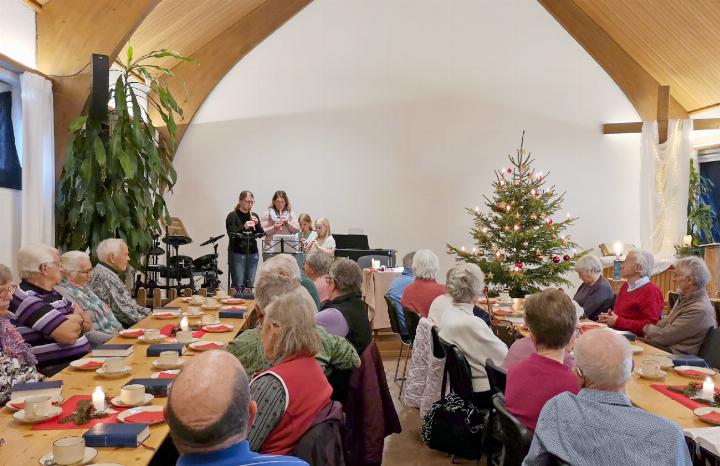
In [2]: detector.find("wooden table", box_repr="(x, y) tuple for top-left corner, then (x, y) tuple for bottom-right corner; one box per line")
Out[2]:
(493, 311), (715, 429)
(0, 298), (253, 466)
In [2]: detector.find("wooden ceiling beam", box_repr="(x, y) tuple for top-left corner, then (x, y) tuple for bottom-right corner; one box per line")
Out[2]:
(36, 0), (160, 180)
(538, 0), (688, 121)
(150, 0), (312, 148)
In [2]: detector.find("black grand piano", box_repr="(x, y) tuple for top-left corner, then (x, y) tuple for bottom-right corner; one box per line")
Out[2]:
(333, 234), (396, 268)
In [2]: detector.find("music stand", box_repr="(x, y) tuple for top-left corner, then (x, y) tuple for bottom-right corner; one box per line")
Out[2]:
(263, 234), (302, 254)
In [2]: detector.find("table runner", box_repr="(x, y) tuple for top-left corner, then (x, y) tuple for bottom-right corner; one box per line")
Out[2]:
(31, 395), (128, 430)
(651, 384), (720, 411)
(159, 324), (206, 339)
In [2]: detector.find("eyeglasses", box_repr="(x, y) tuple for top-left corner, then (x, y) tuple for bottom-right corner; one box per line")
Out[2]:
(43, 261), (63, 268)
(71, 269), (93, 276)
(242, 199), (255, 204)
(0, 284), (16, 298)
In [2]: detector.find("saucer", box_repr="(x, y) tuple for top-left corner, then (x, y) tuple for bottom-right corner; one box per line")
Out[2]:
(13, 405), (62, 423)
(119, 328), (145, 338)
(39, 447), (97, 465)
(202, 324), (234, 333)
(151, 369), (180, 379)
(110, 393), (154, 408)
(117, 405), (165, 424)
(180, 311), (204, 317)
(96, 366), (132, 378)
(69, 358), (107, 370)
(189, 340), (227, 351)
(6, 396), (62, 411)
(152, 312), (179, 319)
(674, 366), (717, 378)
(635, 368), (666, 380)
(153, 358), (185, 370)
(201, 303), (220, 310)
(168, 337), (201, 344)
(630, 345), (643, 354)
(138, 334), (167, 343)
(694, 407), (720, 425)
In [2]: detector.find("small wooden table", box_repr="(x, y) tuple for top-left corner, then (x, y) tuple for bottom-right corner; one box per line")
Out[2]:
(0, 298), (253, 466)
(361, 269), (401, 330)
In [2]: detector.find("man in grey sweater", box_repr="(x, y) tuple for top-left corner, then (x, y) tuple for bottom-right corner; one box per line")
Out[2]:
(643, 256), (716, 355)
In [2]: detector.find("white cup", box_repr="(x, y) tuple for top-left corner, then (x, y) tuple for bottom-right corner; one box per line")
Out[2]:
(144, 328), (161, 340)
(190, 294), (204, 305)
(215, 289), (227, 298)
(640, 359), (661, 376)
(120, 384), (146, 405)
(103, 358), (125, 373)
(175, 330), (193, 344)
(205, 297), (218, 307)
(53, 436), (85, 465)
(202, 314), (219, 326)
(159, 350), (179, 366)
(24, 395), (52, 418)
(187, 306), (201, 316)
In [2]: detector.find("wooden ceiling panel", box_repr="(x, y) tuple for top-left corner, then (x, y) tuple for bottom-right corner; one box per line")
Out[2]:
(120, 0), (265, 71)
(574, 0), (720, 112)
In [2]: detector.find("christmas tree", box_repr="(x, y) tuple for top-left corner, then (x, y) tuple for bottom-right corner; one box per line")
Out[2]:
(448, 133), (586, 297)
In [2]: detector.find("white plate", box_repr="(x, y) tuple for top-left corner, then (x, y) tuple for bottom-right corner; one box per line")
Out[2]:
(13, 405), (63, 424)
(221, 298), (244, 305)
(630, 345), (643, 354)
(202, 324), (235, 333)
(167, 337), (201, 344)
(117, 405), (165, 425)
(69, 357), (107, 370)
(138, 334), (167, 343)
(110, 393), (154, 408)
(635, 368), (666, 380)
(180, 311), (204, 317)
(151, 369), (180, 379)
(577, 321), (608, 328)
(96, 366), (132, 378)
(153, 358), (185, 370)
(674, 366), (717, 378)
(189, 340), (227, 351)
(694, 407), (720, 425)
(220, 305), (247, 311)
(152, 312), (180, 319)
(201, 304), (220, 310)
(119, 328), (146, 338)
(39, 447), (97, 465)
(6, 396), (62, 412)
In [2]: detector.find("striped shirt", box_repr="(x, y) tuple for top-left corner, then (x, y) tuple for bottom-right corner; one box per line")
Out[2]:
(10, 281), (90, 367)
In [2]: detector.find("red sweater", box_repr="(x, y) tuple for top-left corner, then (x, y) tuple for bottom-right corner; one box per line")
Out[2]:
(612, 282), (664, 335)
(401, 279), (445, 318)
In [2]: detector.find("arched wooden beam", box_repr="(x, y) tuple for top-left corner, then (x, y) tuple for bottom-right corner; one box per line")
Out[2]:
(150, 0), (312, 148)
(35, 0), (160, 179)
(538, 0), (688, 120)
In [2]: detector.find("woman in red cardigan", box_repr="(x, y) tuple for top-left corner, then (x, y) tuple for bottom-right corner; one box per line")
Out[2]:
(247, 286), (332, 455)
(599, 249), (663, 335)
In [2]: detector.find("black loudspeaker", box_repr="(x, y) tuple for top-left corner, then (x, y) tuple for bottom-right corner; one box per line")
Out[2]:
(88, 54), (110, 126)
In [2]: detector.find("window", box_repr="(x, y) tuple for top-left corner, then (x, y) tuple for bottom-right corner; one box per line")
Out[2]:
(698, 149), (720, 241)
(0, 80), (21, 190)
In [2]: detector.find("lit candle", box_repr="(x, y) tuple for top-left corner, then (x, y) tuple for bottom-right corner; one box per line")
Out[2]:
(702, 376), (715, 399)
(461, 246), (466, 252)
(683, 235), (692, 247)
(613, 241), (622, 258)
(474, 206), (480, 213)
(180, 316), (189, 332)
(92, 386), (105, 412)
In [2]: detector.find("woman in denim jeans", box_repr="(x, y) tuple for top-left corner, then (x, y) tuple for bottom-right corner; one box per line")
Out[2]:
(226, 191), (265, 294)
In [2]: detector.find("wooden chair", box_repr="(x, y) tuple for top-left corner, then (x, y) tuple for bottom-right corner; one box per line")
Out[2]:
(152, 288), (162, 308)
(229, 287), (237, 297)
(182, 288), (192, 297)
(199, 288), (207, 297)
(167, 288), (178, 303)
(136, 287), (148, 306)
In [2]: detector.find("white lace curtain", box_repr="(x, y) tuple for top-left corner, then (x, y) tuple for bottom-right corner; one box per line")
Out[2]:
(639, 119), (692, 261)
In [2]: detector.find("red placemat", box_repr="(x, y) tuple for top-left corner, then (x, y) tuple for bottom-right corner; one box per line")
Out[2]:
(650, 384), (720, 410)
(124, 410), (164, 423)
(204, 324), (233, 332)
(121, 329), (144, 337)
(159, 324), (206, 339)
(158, 372), (177, 379)
(193, 342), (223, 350)
(676, 368), (712, 378)
(77, 361), (103, 369)
(700, 411), (720, 424)
(31, 395), (127, 430)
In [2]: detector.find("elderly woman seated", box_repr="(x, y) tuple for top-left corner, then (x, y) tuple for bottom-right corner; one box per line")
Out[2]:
(573, 254), (614, 321)
(402, 249), (446, 319)
(88, 238), (150, 327)
(599, 248), (663, 335)
(0, 264), (41, 405)
(248, 287), (333, 455)
(56, 251), (124, 345)
(304, 250), (331, 303)
(643, 256), (716, 355)
(505, 289), (579, 431)
(436, 263), (507, 407)
(10, 245), (91, 376)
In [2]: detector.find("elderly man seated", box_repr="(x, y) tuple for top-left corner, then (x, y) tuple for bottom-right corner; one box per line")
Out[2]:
(386, 251), (415, 338)
(166, 350), (308, 466)
(56, 251), (124, 345)
(227, 255), (360, 378)
(88, 238), (150, 327)
(10, 244), (91, 376)
(643, 256), (716, 355)
(524, 328), (692, 466)
(599, 248), (663, 335)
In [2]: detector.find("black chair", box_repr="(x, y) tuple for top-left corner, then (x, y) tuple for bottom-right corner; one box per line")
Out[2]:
(492, 393), (532, 466)
(430, 325), (445, 359)
(699, 327), (720, 369)
(384, 295), (411, 391)
(668, 291), (680, 309)
(357, 254), (391, 269)
(402, 306), (421, 344)
(440, 342), (475, 401)
(485, 358), (507, 395)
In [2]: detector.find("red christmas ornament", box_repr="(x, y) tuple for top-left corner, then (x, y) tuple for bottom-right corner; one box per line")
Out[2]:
(506, 168), (512, 174)
(563, 254), (571, 261)
(546, 218), (553, 225)
(483, 286), (489, 294)
(514, 262), (524, 269)
(552, 256), (561, 263)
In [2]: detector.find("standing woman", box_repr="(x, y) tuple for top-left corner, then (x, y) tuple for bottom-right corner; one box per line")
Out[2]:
(226, 191), (265, 293)
(310, 217), (336, 255)
(261, 191), (300, 257)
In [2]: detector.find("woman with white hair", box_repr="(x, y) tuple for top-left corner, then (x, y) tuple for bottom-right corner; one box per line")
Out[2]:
(88, 238), (150, 327)
(401, 249), (446, 318)
(436, 263), (507, 405)
(573, 254), (615, 321)
(599, 248), (663, 335)
(643, 256), (716, 355)
(56, 251), (123, 345)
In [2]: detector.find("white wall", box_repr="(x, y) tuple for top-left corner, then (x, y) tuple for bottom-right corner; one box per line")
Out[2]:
(0, 0), (35, 269)
(166, 0), (642, 291)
